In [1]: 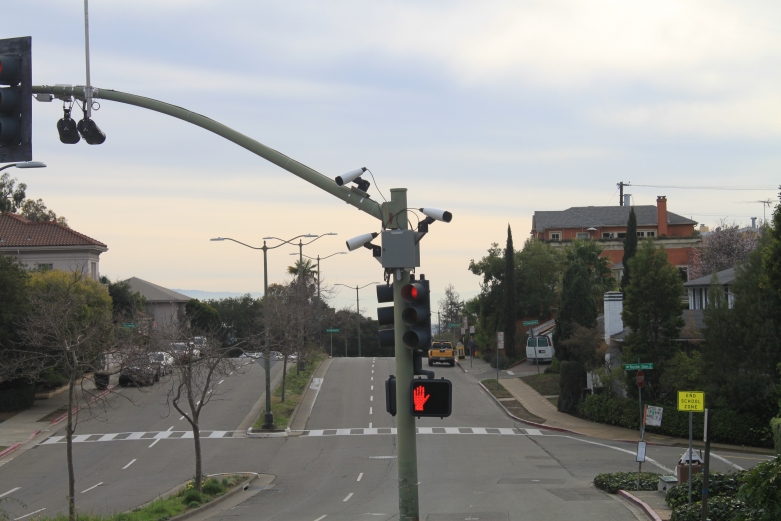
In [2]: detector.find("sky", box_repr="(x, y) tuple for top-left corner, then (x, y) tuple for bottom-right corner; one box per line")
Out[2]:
(5, 1), (781, 318)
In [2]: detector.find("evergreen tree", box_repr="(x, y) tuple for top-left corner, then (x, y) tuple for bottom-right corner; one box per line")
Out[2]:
(621, 207), (638, 293)
(554, 260), (597, 360)
(763, 190), (781, 297)
(621, 239), (684, 398)
(502, 225), (517, 358)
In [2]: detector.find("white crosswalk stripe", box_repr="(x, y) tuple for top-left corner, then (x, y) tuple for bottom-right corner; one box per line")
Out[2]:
(39, 430), (239, 445)
(299, 427), (548, 437)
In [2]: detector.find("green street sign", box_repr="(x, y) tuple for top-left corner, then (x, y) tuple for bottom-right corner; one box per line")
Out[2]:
(122, 323), (137, 329)
(326, 328), (339, 333)
(522, 320), (539, 326)
(448, 323), (460, 327)
(624, 363), (654, 370)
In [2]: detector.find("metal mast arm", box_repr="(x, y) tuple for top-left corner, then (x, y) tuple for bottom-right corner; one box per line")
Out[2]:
(31, 84), (383, 221)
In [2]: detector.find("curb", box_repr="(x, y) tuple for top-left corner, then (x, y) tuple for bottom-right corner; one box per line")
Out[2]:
(286, 358), (327, 431)
(246, 428), (290, 438)
(0, 429), (42, 459)
(617, 490), (664, 521)
(478, 381), (585, 436)
(50, 386), (114, 425)
(455, 360), (468, 373)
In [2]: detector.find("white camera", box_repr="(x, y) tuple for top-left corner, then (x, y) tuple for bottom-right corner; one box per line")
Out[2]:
(335, 167), (367, 186)
(346, 232), (378, 252)
(420, 208), (452, 223)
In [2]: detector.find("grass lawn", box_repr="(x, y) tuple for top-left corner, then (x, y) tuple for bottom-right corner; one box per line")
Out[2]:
(481, 379), (513, 398)
(253, 354), (324, 429)
(520, 373), (560, 397)
(481, 379), (546, 424)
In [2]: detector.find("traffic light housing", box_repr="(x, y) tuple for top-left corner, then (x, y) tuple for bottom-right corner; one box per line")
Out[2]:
(0, 37), (32, 162)
(376, 283), (396, 349)
(401, 276), (431, 349)
(385, 375), (396, 416)
(409, 378), (452, 418)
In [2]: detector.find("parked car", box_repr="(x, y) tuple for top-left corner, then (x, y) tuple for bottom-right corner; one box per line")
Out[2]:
(170, 342), (200, 364)
(119, 364), (157, 387)
(149, 352), (174, 376)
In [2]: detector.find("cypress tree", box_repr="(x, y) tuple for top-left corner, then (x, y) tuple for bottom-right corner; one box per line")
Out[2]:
(621, 207), (638, 293)
(502, 225), (517, 359)
(554, 260), (597, 360)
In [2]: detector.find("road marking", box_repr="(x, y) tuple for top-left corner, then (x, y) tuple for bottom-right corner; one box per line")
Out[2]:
(371, 377), (373, 381)
(149, 439), (161, 448)
(81, 482), (102, 493)
(14, 508), (45, 520)
(711, 451), (745, 471)
(229, 372), (234, 376)
(371, 370), (374, 374)
(369, 456), (396, 459)
(314, 516), (327, 521)
(525, 429), (543, 436)
(39, 430), (238, 445)
(370, 385), (373, 391)
(300, 427), (535, 437)
(369, 423), (372, 428)
(0, 488), (20, 498)
(343, 493), (353, 502)
(122, 459), (136, 469)
(179, 416), (185, 420)
(369, 407), (372, 415)
(506, 370), (515, 375)
(556, 436), (673, 474)
(357, 473), (363, 481)
(218, 380), (224, 385)
(370, 396), (373, 401)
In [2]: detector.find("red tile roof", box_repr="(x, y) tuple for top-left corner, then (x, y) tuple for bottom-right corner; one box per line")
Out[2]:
(0, 213), (107, 248)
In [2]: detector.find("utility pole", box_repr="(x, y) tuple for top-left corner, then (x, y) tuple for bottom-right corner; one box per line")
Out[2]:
(618, 181), (625, 206)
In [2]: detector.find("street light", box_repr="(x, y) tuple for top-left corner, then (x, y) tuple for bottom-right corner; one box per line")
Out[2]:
(266, 232), (337, 283)
(0, 161), (47, 172)
(209, 232), (320, 431)
(334, 282), (381, 358)
(289, 251), (347, 300)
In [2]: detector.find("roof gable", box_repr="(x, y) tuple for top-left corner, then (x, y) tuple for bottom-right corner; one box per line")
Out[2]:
(125, 277), (192, 303)
(684, 267), (737, 287)
(532, 205), (697, 232)
(0, 213), (107, 248)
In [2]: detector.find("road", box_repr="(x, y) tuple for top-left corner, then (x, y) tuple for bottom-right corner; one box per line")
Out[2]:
(0, 357), (768, 520)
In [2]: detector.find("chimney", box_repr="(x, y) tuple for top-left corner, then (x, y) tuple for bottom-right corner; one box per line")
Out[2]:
(623, 193), (631, 207)
(604, 291), (624, 345)
(751, 217), (757, 228)
(657, 196), (668, 236)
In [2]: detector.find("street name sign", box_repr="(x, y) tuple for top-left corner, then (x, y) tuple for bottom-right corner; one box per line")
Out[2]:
(677, 391), (705, 412)
(522, 320), (539, 326)
(326, 328), (339, 333)
(624, 363), (654, 370)
(448, 323), (460, 327)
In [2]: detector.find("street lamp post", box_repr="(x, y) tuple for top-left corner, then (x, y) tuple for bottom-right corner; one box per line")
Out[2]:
(267, 232), (336, 284)
(334, 282), (380, 358)
(210, 233), (327, 430)
(291, 251), (347, 300)
(0, 162), (47, 172)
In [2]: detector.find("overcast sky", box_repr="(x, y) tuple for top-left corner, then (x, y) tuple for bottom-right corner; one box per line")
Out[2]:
(6, 1), (780, 318)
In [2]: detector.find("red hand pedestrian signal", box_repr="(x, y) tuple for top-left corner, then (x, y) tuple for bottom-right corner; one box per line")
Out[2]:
(413, 385), (430, 411)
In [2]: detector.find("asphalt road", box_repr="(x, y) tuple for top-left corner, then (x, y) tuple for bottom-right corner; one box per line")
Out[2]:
(0, 356), (769, 521)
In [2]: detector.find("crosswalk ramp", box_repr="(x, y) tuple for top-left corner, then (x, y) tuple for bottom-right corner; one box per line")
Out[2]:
(40, 430), (237, 445)
(300, 427), (547, 437)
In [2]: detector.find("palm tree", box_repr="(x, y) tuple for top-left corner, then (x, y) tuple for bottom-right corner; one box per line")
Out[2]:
(287, 259), (317, 284)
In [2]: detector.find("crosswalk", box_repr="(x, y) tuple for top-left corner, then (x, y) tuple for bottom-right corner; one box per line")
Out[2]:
(300, 427), (546, 437)
(40, 430), (238, 445)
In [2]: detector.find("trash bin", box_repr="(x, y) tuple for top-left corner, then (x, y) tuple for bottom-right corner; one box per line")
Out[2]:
(676, 449), (704, 485)
(94, 372), (110, 390)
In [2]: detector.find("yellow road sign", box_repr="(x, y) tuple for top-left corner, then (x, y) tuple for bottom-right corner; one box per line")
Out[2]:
(677, 391), (705, 412)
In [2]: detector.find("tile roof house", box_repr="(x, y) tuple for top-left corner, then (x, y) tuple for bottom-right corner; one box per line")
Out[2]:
(683, 267), (737, 310)
(531, 196), (700, 281)
(125, 277), (192, 331)
(0, 212), (107, 279)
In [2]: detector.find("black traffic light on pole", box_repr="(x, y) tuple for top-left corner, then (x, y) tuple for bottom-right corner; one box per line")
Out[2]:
(376, 283), (396, 348)
(410, 378), (452, 418)
(401, 275), (431, 349)
(0, 37), (32, 163)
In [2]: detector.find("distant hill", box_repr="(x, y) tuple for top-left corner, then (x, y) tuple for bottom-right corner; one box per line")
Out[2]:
(172, 289), (263, 301)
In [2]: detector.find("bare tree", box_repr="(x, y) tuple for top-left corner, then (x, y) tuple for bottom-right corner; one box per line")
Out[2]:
(156, 322), (241, 493)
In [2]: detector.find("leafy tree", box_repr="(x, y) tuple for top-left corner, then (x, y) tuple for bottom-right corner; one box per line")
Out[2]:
(764, 192), (781, 297)
(554, 261), (597, 360)
(559, 324), (604, 370)
(689, 220), (759, 280)
(0, 173), (67, 226)
(565, 239), (616, 309)
(437, 284), (463, 340)
(621, 207), (638, 293)
(0, 256), (29, 352)
(99, 277), (146, 320)
(516, 238), (562, 317)
(659, 351), (706, 396)
(206, 294), (263, 344)
(621, 239), (685, 398)
(185, 299), (221, 333)
(502, 225), (517, 358)
(20, 198), (67, 226)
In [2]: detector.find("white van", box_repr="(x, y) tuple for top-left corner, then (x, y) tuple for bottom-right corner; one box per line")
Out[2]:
(526, 335), (555, 363)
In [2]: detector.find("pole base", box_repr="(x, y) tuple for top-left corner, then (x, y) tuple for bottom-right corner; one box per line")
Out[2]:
(261, 413), (276, 430)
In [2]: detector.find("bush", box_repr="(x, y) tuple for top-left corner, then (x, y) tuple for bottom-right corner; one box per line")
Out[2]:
(544, 357), (561, 374)
(772, 418), (781, 455)
(182, 489), (201, 505)
(187, 501), (200, 509)
(489, 353), (509, 369)
(201, 478), (225, 496)
(665, 471), (745, 508)
(0, 384), (35, 412)
(670, 496), (759, 521)
(594, 472), (660, 493)
(558, 361), (586, 413)
(738, 455), (781, 519)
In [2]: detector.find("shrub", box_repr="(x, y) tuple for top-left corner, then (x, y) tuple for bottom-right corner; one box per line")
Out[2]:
(738, 455), (781, 519)
(544, 357), (561, 374)
(665, 472), (746, 508)
(187, 501), (200, 509)
(670, 496), (759, 521)
(0, 384), (35, 412)
(594, 472), (660, 493)
(201, 478), (225, 496)
(182, 489), (201, 505)
(772, 418), (781, 455)
(489, 353), (509, 369)
(558, 361), (586, 413)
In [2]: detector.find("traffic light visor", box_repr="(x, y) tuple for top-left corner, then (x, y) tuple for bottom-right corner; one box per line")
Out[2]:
(0, 56), (21, 84)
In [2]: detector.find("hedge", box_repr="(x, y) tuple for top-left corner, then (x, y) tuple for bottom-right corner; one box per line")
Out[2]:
(772, 418), (781, 455)
(593, 471), (659, 493)
(0, 385), (35, 412)
(665, 471), (745, 509)
(578, 394), (774, 448)
(670, 496), (759, 521)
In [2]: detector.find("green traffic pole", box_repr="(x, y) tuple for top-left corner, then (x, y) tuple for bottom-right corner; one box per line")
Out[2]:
(356, 285), (361, 358)
(262, 242), (275, 429)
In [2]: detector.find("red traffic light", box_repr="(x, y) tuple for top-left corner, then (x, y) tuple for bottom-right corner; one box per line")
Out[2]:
(409, 379), (452, 417)
(401, 282), (428, 303)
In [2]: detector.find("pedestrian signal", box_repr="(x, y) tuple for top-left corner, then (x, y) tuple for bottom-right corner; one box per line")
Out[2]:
(409, 378), (451, 418)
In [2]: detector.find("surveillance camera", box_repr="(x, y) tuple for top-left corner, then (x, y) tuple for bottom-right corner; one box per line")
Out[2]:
(346, 232), (378, 252)
(335, 167), (367, 186)
(419, 208), (452, 223)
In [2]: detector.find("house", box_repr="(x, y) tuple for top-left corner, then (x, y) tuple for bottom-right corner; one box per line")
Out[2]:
(0, 212), (107, 279)
(125, 277), (191, 331)
(683, 267), (736, 310)
(531, 196), (700, 281)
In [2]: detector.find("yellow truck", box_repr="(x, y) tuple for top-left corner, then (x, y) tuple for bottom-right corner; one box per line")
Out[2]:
(428, 341), (455, 367)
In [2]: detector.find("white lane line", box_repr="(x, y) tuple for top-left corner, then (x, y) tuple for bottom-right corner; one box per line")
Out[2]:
(558, 435), (673, 474)
(149, 439), (161, 448)
(314, 516), (327, 521)
(711, 451), (745, 471)
(371, 385), (373, 391)
(14, 508), (45, 520)
(218, 380), (224, 385)
(371, 377), (373, 381)
(343, 493), (353, 502)
(229, 372), (234, 376)
(0, 488), (20, 498)
(370, 396), (373, 401)
(179, 416), (185, 420)
(81, 482), (102, 493)
(369, 407), (373, 415)
(357, 473), (363, 482)
(369, 423), (372, 428)
(371, 370), (374, 374)
(122, 459), (136, 470)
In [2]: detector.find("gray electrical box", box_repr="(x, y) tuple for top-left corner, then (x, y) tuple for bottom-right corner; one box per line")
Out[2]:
(380, 230), (420, 269)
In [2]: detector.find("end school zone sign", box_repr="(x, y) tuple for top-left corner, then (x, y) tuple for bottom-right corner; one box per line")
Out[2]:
(677, 391), (704, 412)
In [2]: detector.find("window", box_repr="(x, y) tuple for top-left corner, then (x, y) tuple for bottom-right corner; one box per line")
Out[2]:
(617, 233), (626, 239)
(537, 337), (549, 347)
(90, 261), (97, 280)
(602, 232), (614, 239)
(637, 231), (656, 237)
(549, 232), (561, 241)
(576, 232), (589, 239)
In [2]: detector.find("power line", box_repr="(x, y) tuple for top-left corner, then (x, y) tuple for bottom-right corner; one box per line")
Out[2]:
(627, 183), (776, 191)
